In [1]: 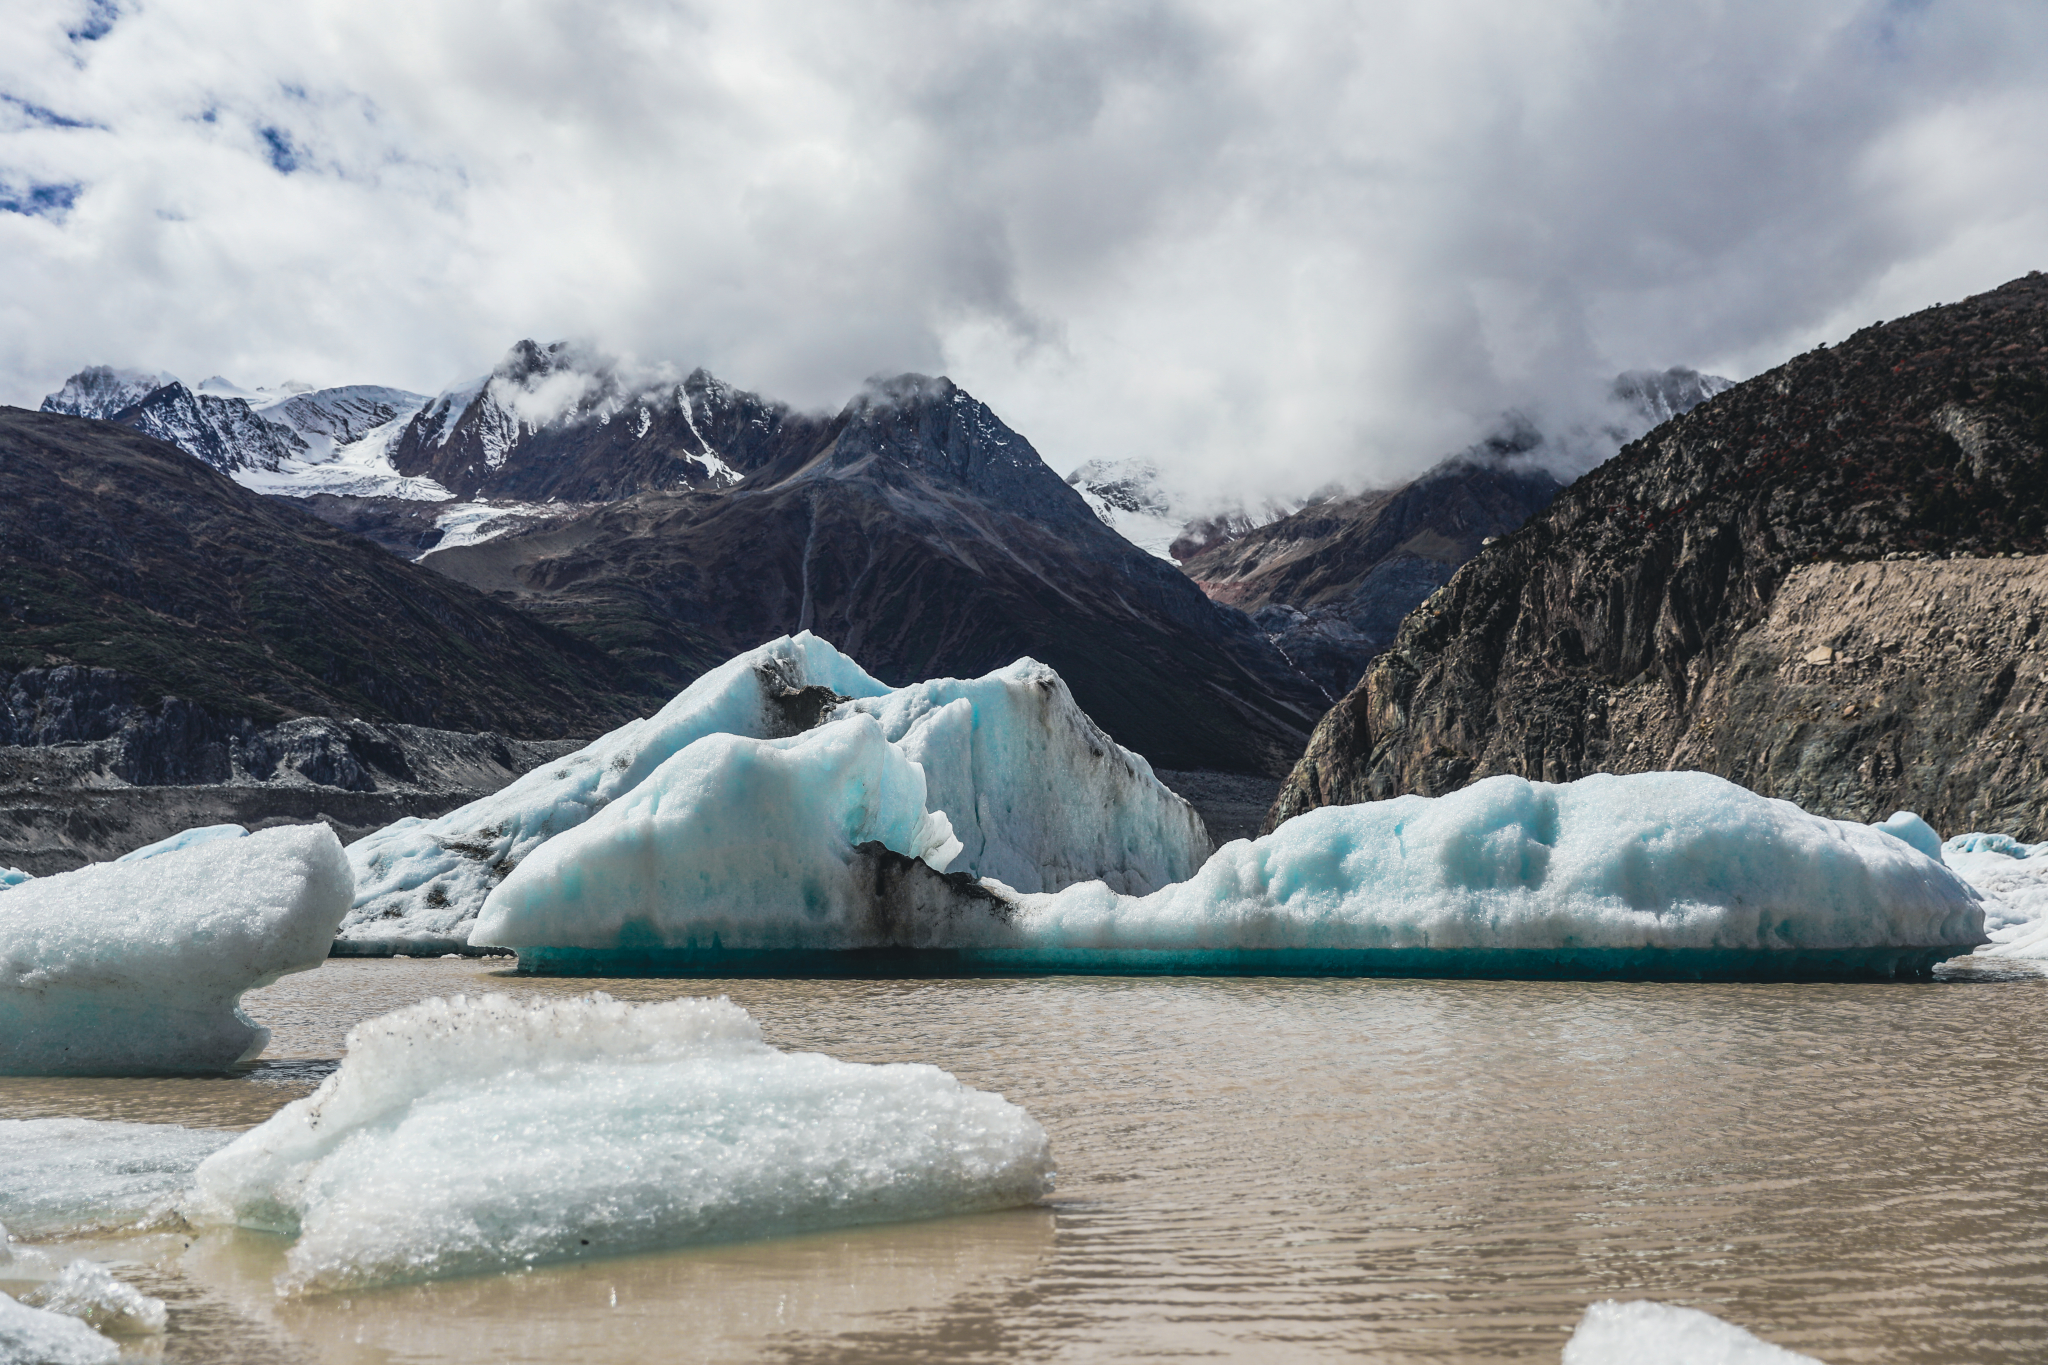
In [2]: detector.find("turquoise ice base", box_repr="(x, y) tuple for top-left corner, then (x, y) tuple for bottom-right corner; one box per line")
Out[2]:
(504, 943), (1975, 982)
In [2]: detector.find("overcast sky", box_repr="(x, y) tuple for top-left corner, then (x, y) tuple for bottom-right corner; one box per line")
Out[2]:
(4, 0), (2046, 497)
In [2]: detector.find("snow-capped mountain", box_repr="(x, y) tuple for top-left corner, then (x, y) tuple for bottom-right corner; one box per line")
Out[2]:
(1612, 366), (1735, 427)
(1065, 459), (1309, 564)
(40, 365), (179, 420)
(385, 341), (782, 503)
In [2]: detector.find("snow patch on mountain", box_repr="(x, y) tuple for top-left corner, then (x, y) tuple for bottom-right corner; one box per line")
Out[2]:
(1065, 458), (1305, 564)
(40, 366), (180, 420)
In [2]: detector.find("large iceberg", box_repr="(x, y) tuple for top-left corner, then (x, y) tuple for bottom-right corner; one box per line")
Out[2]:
(1563, 1300), (1821, 1364)
(0, 825), (352, 1074)
(1942, 831), (2048, 960)
(187, 992), (1054, 1295)
(489, 771), (1983, 981)
(343, 633), (1208, 950)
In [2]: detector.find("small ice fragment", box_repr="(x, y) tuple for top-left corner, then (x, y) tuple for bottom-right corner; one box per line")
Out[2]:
(0, 1291), (118, 1365)
(21, 1262), (167, 1335)
(0, 1119), (232, 1238)
(1563, 1300), (1822, 1364)
(0, 867), (29, 892)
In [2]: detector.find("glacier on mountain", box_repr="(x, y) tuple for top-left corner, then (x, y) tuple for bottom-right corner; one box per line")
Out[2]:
(0, 825), (352, 1074)
(186, 992), (1054, 1294)
(342, 635), (1209, 950)
(488, 768), (1981, 981)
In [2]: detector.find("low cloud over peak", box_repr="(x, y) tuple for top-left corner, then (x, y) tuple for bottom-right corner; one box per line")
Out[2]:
(3, 0), (2045, 503)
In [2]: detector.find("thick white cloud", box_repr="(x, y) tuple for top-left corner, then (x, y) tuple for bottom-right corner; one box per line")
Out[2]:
(2, 0), (2045, 497)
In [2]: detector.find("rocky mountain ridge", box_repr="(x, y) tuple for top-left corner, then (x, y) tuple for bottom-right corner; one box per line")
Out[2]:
(429, 373), (1330, 775)
(1270, 271), (2048, 839)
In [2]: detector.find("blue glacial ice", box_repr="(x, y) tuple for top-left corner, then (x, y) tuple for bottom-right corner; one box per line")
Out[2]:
(1942, 830), (2048, 960)
(484, 769), (1984, 981)
(0, 1291), (118, 1365)
(0, 1120), (232, 1237)
(1563, 1299), (1821, 1364)
(343, 634), (1207, 950)
(186, 992), (1054, 1294)
(113, 822), (249, 863)
(0, 825), (353, 1074)
(0, 867), (28, 891)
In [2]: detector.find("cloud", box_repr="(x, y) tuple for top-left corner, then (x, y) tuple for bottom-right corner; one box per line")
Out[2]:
(1, 0), (2045, 501)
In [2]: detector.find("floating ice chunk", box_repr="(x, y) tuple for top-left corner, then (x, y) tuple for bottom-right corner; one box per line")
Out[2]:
(992, 773), (1984, 977)
(113, 822), (249, 863)
(1563, 1300), (1822, 1364)
(472, 716), (967, 952)
(0, 867), (27, 891)
(846, 659), (1209, 895)
(0, 1120), (233, 1237)
(492, 770), (1980, 980)
(0, 1292), (118, 1365)
(0, 825), (352, 1074)
(340, 632), (892, 945)
(1869, 811), (1942, 864)
(1942, 831), (2048, 957)
(187, 993), (1054, 1295)
(20, 1263), (166, 1335)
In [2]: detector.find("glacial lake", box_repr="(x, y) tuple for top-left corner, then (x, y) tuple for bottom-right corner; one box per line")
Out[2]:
(4, 956), (2046, 1363)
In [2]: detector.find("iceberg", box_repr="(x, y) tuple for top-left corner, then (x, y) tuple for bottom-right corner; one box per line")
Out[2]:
(187, 992), (1054, 1295)
(492, 771), (1983, 981)
(0, 826), (353, 1074)
(343, 634), (1208, 950)
(1942, 831), (2048, 959)
(0, 1119), (232, 1237)
(1563, 1300), (1821, 1364)
(0, 1293), (118, 1365)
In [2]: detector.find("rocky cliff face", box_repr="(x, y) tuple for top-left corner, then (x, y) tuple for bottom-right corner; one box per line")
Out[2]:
(1270, 271), (2048, 839)
(430, 374), (1329, 775)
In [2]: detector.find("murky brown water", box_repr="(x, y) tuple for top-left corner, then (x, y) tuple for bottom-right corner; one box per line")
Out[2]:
(4, 957), (2046, 1363)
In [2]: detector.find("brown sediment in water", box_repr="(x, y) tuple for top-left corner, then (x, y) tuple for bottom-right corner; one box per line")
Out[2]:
(3, 956), (2045, 1363)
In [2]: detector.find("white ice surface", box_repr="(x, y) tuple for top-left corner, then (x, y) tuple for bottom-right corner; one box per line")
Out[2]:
(417, 500), (557, 557)
(1943, 831), (2048, 958)
(341, 633), (892, 943)
(1003, 773), (1982, 957)
(187, 992), (1054, 1295)
(0, 1120), (231, 1238)
(473, 717), (963, 951)
(0, 826), (353, 1074)
(113, 823), (247, 863)
(20, 1263), (166, 1335)
(1563, 1300), (1821, 1364)
(0, 1292), (117, 1365)
(346, 636), (1205, 947)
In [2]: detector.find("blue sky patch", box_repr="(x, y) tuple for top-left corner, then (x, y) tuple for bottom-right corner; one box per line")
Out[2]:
(66, 0), (119, 43)
(259, 126), (301, 174)
(0, 180), (81, 218)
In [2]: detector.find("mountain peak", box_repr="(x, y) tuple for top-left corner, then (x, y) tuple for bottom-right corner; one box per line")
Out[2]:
(40, 365), (178, 420)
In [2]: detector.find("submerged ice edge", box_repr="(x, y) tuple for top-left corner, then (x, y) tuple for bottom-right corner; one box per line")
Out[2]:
(504, 943), (1972, 982)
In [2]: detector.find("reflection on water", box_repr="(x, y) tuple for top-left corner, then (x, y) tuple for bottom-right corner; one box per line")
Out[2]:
(3, 958), (2045, 1363)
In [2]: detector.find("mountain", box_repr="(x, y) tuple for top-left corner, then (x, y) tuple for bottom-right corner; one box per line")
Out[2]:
(428, 373), (1329, 775)
(0, 407), (658, 780)
(386, 341), (796, 502)
(40, 365), (179, 420)
(1269, 271), (2048, 839)
(1180, 370), (1733, 699)
(1063, 459), (1308, 563)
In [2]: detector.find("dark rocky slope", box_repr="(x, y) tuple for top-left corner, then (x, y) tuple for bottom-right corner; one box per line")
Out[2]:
(431, 375), (1328, 775)
(0, 407), (657, 774)
(1270, 271), (2048, 839)
(1183, 448), (1562, 697)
